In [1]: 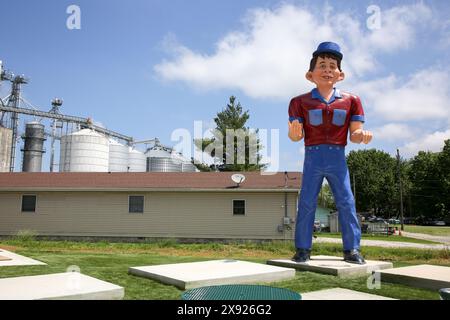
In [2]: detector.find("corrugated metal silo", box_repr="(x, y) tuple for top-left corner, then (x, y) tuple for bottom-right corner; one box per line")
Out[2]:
(60, 128), (109, 172)
(109, 138), (128, 172)
(128, 147), (146, 172)
(0, 126), (12, 172)
(21, 122), (46, 172)
(171, 150), (197, 172)
(145, 146), (182, 172)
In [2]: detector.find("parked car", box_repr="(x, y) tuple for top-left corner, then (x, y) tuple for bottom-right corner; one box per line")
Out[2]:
(420, 219), (446, 226)
(430, 220), (446, 226)
(403, 217), (416, 225)
(387, 218), (401, 224)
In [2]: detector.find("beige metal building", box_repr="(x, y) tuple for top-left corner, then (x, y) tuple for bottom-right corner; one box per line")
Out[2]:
(0, 172), (301, 240)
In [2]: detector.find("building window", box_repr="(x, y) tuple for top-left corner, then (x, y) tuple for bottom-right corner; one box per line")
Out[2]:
(233, 199), (246, 215)
(21, 195), (36, 212)
(129, 195), (144, 213)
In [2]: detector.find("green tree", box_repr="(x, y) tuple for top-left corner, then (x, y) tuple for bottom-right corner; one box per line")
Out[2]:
(318, 183), (337, 211)
(438, 140), (450, 221)
(408, 150), (442, 219)
(346, 149), (398, 216)
(194, 96), (266, 172)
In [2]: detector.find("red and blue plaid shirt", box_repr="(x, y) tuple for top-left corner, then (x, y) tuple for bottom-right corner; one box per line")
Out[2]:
(288, 88), (365, 146)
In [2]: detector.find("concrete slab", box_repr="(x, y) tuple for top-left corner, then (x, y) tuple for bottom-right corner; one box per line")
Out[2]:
(0, 272), (124, 300)
(129, 259), (296, 290)
(267, 255), (393, 278)
(302, 288), (396, 300)
(376, 264), (450, 291)
(0, 249), (46, 267)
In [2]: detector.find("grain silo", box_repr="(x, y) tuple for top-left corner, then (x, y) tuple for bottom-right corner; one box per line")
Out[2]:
(171, 150), (197, 172)
(145, 146), (182, 172)
(21, 122), (46, 172)
(0, 126), (12, 172)
(109, 138), (128, 172)
(128, 147), (146, 172)
(60, 128), (109, 172)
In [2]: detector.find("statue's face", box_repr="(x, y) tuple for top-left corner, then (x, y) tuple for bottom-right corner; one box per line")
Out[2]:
(306, 56), (344, 87)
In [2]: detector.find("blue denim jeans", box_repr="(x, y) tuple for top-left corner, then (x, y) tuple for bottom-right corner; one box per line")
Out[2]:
(295, 144), (361, 251)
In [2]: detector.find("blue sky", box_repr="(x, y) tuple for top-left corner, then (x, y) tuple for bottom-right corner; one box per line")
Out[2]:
(1, 0), (449, 172)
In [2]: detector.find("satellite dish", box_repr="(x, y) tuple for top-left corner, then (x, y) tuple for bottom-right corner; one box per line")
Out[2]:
(231, 173), (246, 186)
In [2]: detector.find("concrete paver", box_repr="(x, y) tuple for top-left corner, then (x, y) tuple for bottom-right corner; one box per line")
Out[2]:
(129, 259), (296, 290)
(0, 272), (124, 300)
(376, 264), (450, 291)
(301, 288), (396, 300)
(267, 255), (393, 278)
(0, 248), (46, 266)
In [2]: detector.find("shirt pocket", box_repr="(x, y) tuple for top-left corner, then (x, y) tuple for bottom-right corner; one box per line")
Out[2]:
(332, 109), (347, 126)
(308, 109), (323, 126)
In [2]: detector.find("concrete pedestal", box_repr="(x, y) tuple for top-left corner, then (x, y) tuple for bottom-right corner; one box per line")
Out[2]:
(0, 249), (46, 267)
(0, 272), (124, 300)
(302, 288), (396, 300)
(376, 264), (450, 291)
(267, 255), (393, 278)
(129, 259), (296, 290)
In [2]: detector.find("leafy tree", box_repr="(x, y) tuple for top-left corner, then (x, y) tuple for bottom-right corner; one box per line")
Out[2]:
(340, 140), (449, 221)
(438, 140), (450, 221)
(318, 183), (337, 211)
(408, 150), (442, 219)
(194, 96), (266, 171)
(408, 139), (450, 221)
(346, 149), (398, 216)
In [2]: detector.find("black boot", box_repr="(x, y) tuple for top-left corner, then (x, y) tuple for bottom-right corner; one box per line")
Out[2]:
(343, 249), (366, 265)
(292, 249), (311, 263)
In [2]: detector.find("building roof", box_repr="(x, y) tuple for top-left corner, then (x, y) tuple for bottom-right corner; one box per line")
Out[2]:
(0, 172), (301, 192)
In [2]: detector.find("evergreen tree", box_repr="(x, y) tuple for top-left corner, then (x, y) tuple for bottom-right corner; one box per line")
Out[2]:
(194, 96), (266, 172)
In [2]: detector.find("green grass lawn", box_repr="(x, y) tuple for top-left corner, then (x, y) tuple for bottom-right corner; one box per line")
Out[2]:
(394, 225), (450, 236)
(1, 238), (449, 300)
(316, 233), (440, 244)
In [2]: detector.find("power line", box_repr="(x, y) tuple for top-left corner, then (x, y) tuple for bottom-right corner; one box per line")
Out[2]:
(397, 149), (404, 231)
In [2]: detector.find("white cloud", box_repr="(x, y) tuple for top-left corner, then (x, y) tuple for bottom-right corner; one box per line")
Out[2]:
(355, 68), (450, 121)
(400, 129), (450, 158)
(371, 123), (415, 142)
(366, 3), (432, 52)
(154, 3), (433, 99)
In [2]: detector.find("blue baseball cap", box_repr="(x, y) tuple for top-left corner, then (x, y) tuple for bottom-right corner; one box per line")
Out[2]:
(313, 42), (343, 60)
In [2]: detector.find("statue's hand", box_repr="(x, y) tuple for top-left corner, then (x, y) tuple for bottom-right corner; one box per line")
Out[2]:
(288, 120), (303, 141)
(351, 129), (373, 144)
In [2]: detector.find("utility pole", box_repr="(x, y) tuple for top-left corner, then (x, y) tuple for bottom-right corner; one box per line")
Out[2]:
(396, 149), (404, 231)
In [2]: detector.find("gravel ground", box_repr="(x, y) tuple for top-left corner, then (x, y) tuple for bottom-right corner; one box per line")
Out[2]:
(314, 237), (449, 250)
(400, 232), (450, 245)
